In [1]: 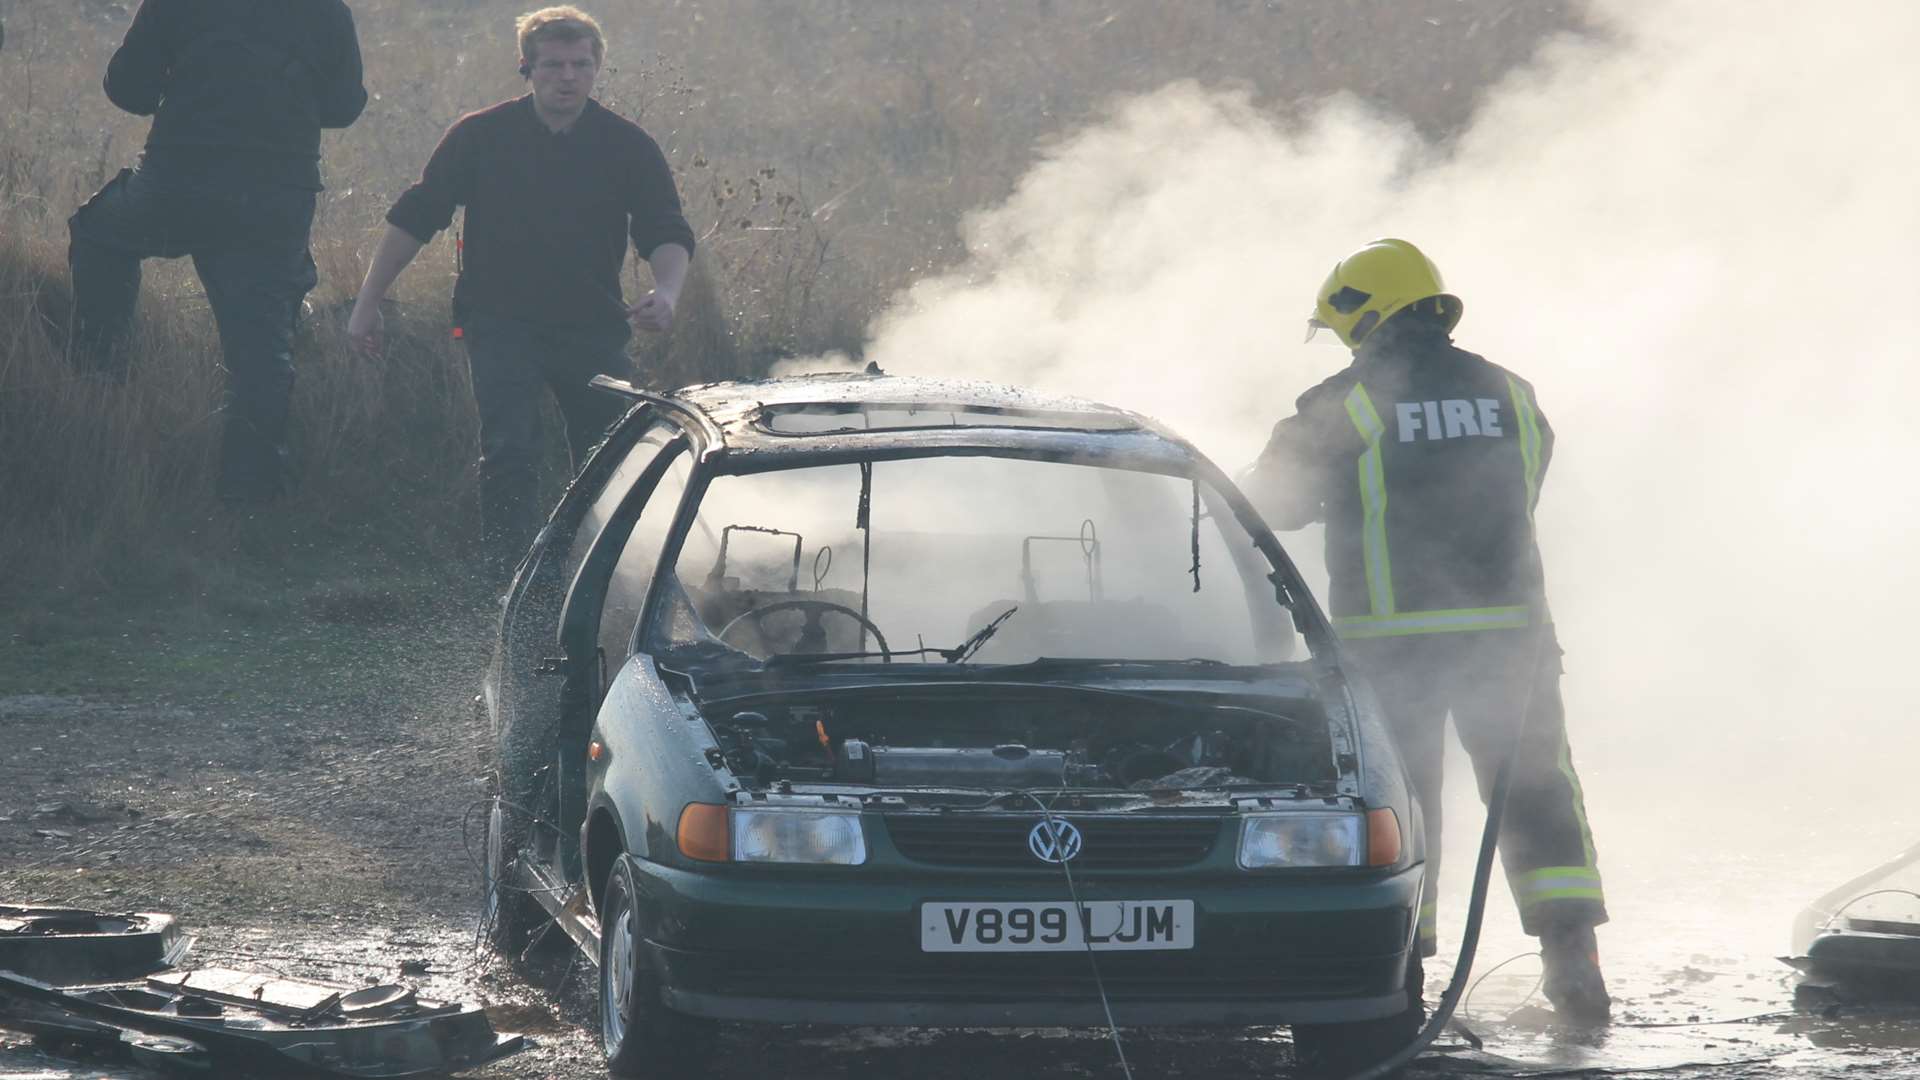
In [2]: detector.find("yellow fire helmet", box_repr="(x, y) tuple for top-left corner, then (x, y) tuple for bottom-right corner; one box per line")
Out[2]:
(1305, 238), (1463, 348)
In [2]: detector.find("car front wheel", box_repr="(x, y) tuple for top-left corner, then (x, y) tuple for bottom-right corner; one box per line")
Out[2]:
(1291, 951), (1425, 1079)
(601, 855), (709, 1078)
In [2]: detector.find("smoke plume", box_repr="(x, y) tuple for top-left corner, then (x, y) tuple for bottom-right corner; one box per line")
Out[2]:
(863, 0), (1920, 955)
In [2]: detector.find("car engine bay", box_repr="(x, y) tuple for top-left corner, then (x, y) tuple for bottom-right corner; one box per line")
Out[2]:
(702, 689), (1338, 793)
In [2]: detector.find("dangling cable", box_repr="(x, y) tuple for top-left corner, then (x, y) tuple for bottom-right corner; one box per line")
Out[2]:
(1461, 949), (1544, 1024)
(1025, 792), (1136, 1080)
(1820, 889), (1920, 932)
(1189, 478), (1202, 592)
(856, 461), (873, 653)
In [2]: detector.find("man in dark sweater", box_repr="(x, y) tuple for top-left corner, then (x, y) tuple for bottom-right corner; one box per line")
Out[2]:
(347, 5), (694, 573)
(68, 0), (366, 505)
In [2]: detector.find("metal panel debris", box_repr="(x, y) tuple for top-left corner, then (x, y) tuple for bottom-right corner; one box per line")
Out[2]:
(0, 905), (191, 986)
(0, 904), (530, 1077)
(0, 969), (529, 1078)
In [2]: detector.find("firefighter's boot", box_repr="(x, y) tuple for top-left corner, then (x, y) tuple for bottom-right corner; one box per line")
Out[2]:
(1541, 924), (1612, 1025)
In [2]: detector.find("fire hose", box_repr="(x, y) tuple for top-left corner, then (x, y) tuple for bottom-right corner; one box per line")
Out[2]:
(1337, 605), (1553, 1080)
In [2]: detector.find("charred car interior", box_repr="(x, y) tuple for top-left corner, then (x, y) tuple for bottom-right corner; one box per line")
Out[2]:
(479, 373), (1426, 1078)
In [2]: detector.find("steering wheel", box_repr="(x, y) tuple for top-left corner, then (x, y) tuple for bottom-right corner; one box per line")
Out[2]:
(717, 599), (892, 661)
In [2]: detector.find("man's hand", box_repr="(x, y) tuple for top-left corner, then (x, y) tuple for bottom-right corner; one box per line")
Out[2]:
(627, 290), (676, 333)
(346, 302), (384, 357)
(345, 226), (426, 358)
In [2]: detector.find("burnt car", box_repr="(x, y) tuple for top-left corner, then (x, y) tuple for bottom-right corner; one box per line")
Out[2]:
(479, 372), (1426, 1077)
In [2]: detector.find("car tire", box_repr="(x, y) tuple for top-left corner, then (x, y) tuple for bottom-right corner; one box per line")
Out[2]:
(482, 790), (545, 956)
(601, 855), (711, 1078)
(1291, 951), (1425, 1079)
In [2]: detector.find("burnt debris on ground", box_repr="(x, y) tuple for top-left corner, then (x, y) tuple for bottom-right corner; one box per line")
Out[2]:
(0, 903), (530, 1078)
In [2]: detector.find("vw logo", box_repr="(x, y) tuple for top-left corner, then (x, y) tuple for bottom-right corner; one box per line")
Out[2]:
(1028, 819), (1083, 864)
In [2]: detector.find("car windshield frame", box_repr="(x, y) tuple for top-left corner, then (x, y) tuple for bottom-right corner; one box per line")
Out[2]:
(631, 442), (1327, 671)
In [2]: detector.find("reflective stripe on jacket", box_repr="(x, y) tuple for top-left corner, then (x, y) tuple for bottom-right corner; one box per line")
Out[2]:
(1248, 328), (1553, 636)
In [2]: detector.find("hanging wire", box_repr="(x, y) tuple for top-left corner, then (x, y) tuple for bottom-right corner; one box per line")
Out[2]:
(1022, 791), (1136, 1080)
(1821, 889), (1920, 931)
(1188, 479), (1202, 592)
(1460, 949), (1544, 1023)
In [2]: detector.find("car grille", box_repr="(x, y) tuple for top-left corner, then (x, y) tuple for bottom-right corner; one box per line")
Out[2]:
(883, 813), (1221, 869)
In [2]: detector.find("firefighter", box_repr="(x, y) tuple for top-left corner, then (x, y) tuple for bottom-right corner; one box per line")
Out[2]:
(1245, 238), (1611, 1024)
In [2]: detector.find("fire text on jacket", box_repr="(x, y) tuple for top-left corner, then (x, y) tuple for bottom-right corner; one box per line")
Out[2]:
(1394, 399), (1504, 443)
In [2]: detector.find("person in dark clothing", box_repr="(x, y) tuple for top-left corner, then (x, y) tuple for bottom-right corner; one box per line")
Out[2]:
(347, 5), (694, 574)
(68, 0), (367, 505)
(1244, 238), (1611, 1025)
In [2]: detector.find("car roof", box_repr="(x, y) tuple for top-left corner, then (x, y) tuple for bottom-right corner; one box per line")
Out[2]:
(615, 371), (1199, 463)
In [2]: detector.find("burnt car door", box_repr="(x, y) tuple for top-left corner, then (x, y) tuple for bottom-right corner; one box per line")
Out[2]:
(491, 416), (686, 883)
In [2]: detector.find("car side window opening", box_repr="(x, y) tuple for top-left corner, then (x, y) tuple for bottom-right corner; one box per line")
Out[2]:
(596, 447), (695, 681)
(647, 455), (1299, 665)
(563, 421), (679, 594)
(497, 418), (674, 763)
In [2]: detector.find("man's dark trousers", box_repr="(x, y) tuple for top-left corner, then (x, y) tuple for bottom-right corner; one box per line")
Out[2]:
(461, 315), (633, 572)
(1349, 627), (1606, 956)
(69, 158), (318, 503)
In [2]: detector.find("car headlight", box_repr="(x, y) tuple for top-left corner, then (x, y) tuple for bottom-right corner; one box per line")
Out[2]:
(730, 808), (867, 865)
(1237, 811), (1365, 869)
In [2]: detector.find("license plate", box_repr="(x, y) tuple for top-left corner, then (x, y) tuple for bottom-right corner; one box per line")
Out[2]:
(921, 900), (1194, 952)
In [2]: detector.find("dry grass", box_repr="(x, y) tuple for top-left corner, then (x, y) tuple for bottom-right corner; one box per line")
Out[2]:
(0, 0), (1582, 594)
(0, 223), (483, 586)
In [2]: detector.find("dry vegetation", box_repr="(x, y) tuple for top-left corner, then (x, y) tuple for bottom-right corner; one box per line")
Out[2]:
(0, 0), (1582, 594)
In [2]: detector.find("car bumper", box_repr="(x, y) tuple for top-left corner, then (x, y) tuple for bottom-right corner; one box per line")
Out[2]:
(631, 860), (1422, 1027)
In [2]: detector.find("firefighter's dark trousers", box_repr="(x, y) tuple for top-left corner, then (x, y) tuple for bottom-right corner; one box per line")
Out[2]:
(1349, 627), (1605, 956)
(460, 315), (633, 575)
(68, 160), (318, 504)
